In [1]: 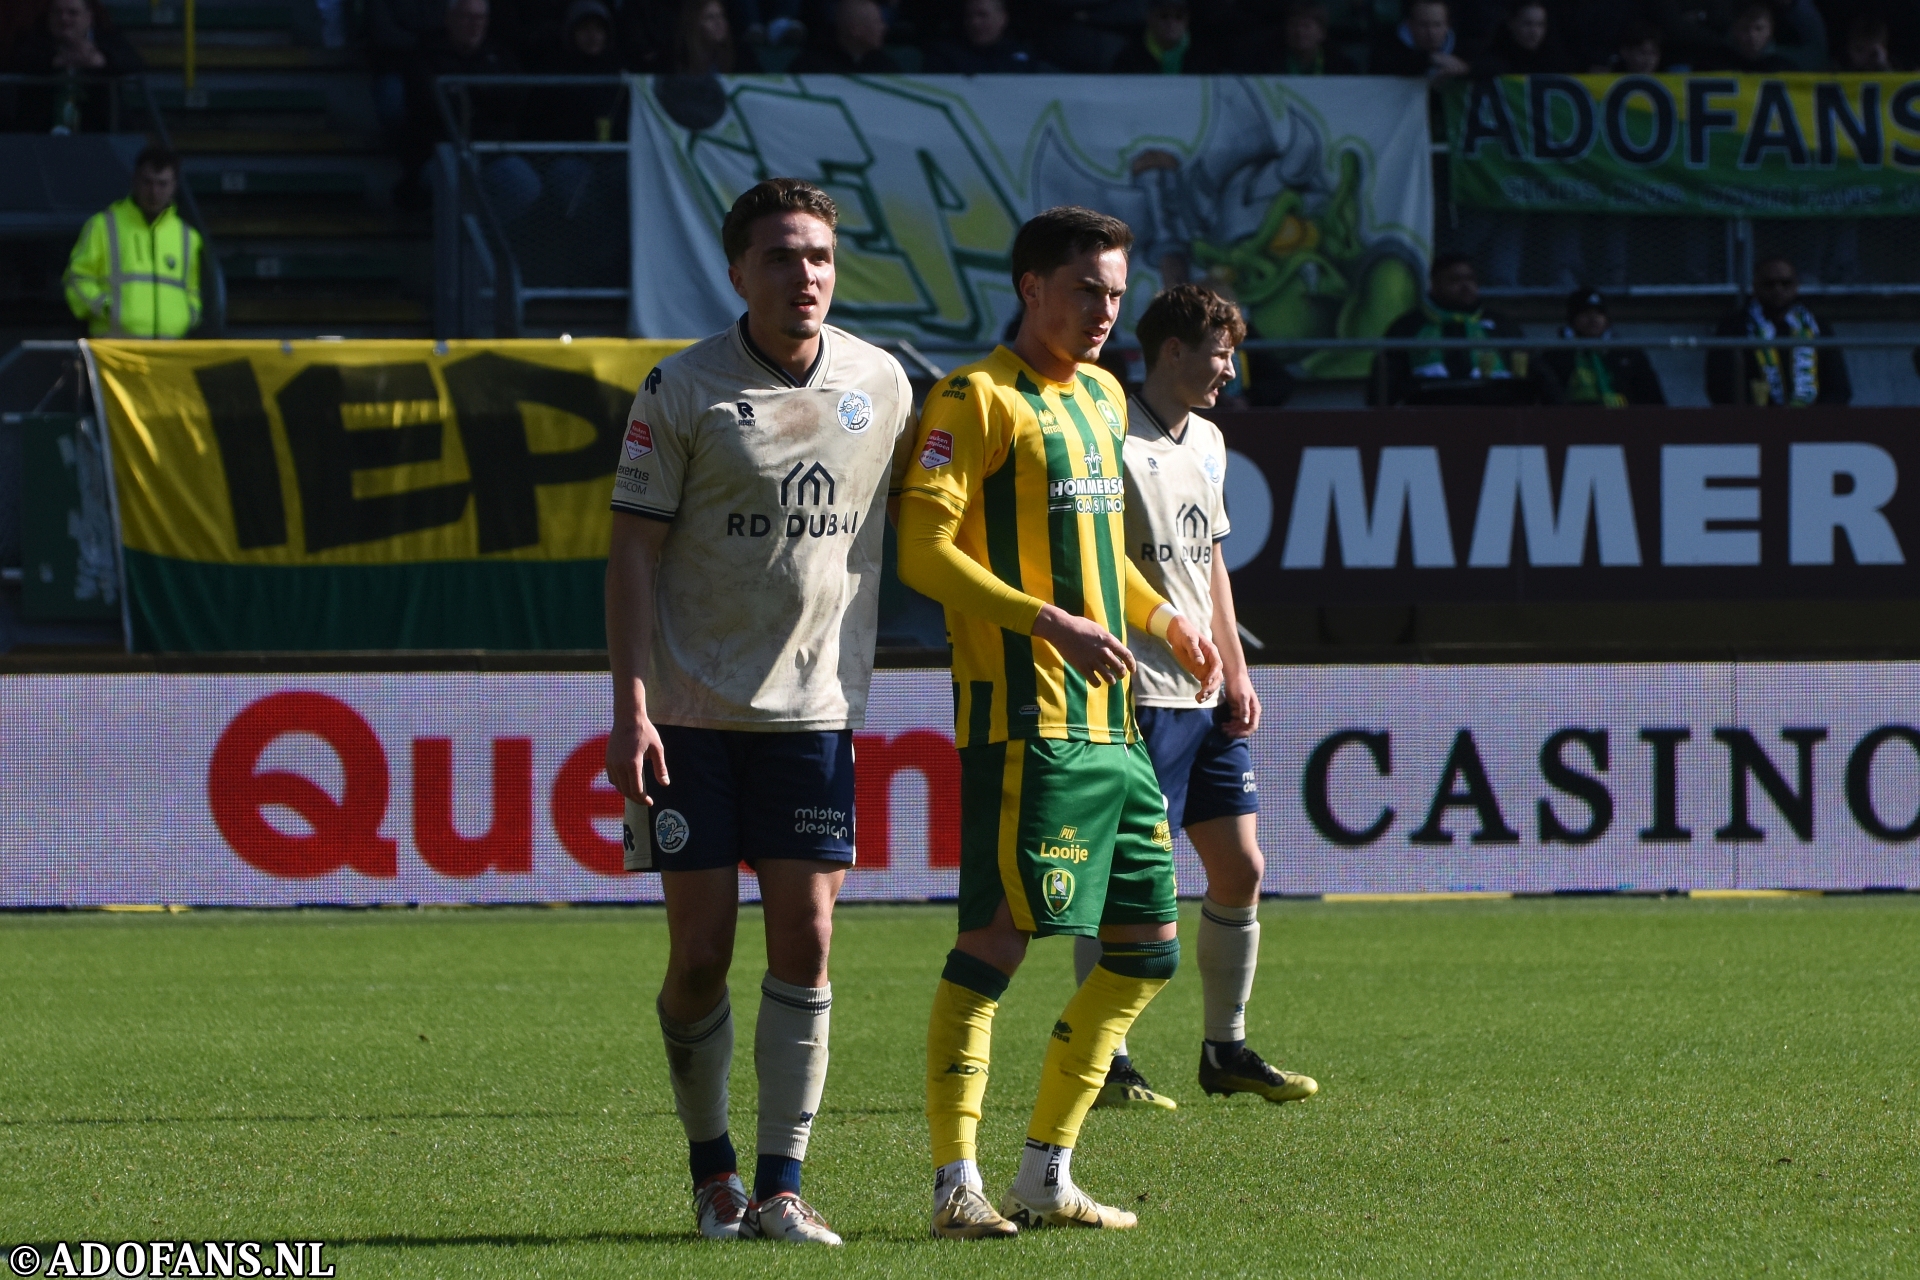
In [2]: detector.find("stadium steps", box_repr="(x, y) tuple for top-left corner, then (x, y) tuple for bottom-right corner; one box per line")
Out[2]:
(118, 0), (433, 336)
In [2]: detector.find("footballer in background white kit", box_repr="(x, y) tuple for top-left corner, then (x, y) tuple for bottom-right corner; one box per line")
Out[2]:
(603, 179), (913, 1246)
(1071, 284), (1321, 1110)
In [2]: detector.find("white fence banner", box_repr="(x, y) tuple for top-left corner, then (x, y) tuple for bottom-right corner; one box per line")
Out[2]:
(4, 665), (1918, 907)
(628, 75), (1432, 377)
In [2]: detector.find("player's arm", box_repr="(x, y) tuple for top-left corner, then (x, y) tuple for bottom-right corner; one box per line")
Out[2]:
(1123, 557), (1222, 701)
(897, 495), (1133, 687)
(605, 512), (671, 805)
(1209, 549), (1258, 736)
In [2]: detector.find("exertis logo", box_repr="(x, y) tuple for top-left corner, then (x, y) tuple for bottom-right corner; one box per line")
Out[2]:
(1039, 826), (1091, 864)
(1042, 867), (1076, 913)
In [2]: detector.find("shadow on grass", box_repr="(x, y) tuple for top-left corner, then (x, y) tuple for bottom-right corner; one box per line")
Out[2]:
(2, 1105), (922, 1127)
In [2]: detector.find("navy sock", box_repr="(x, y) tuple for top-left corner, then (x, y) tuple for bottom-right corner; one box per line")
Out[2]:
(754, 1154), (802, 1202)
(688, 1133), (736, 1187)
(1110, 1052), (1133, 1073)
(1205, 1038), (1247, 1065)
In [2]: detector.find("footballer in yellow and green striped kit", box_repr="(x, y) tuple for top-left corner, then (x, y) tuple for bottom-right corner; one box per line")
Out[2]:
(896, 206), (1223, 1241)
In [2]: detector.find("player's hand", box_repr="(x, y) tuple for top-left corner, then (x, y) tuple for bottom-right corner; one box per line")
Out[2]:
(1220, 668), (1261, 738)
(606, 715), (669, 806)
(1166, 613), (1224, 703)
(1032, 603), (1134, 688)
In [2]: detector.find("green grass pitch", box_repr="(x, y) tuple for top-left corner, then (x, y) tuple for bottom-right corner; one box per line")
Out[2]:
(3, 896), (1917, 1277)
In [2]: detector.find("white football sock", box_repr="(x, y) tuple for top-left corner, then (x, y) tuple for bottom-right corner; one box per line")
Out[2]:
(657, 991), (732, 1143)
(933, 1157), (983, 1214)
(755, 973), (831, 1161)
(1197, 896), (1259, 1044)
(1072, 935), (1128, 1061)
(1010, 1139), (1074, 1209)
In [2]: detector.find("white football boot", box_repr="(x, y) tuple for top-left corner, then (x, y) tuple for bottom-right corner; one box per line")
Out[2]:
(740, 1192), (844, 1245)
(692, 1172), (748, 1240)
(999, 1183), (1137, 1230)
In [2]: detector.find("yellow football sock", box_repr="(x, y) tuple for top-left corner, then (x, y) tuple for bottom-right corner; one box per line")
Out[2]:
(1027, 953), (1172, 1150)
(926, 954), (1006, 1169)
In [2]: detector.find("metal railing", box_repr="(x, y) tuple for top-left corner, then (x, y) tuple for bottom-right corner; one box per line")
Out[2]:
(0, 72), (225, 335)
(432, 74), (630, 338)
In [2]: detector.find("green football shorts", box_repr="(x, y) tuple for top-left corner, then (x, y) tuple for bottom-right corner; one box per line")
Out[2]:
(955, 736), (1179, 937)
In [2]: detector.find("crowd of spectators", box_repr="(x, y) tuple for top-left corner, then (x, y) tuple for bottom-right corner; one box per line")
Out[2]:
(340, 0), (1920, 91)
(1369, 251), (1851, 408)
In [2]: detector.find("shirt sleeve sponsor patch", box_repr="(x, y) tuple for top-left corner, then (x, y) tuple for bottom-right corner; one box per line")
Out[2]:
(625, 419), (653, 459)
(920, 428), (954, 469)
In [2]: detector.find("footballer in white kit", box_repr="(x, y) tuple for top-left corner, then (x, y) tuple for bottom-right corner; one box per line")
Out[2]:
(603, 179), (913, 1246)
(1071, 284), (1320, 1111)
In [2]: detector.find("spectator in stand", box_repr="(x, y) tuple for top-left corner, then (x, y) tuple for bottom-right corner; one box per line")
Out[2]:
(670, 0), (761, 71)
(1239, 1), (1359, 73)
(736, 0), (809, 48)
(8, 0), (142, 133)
(1700, 2), (1796, 70)
(790, 0), (901, 71)
(396, 0), (529, 213)
(1112, 0), (1222, 73)
(1836, 12), (1900, 70)
(531, 0), (625, 139)
(1606, 17), (1666, 71)
(1477, 0), (1575, 73)
(64, 145), (201, 338)
(1543, 288), (1665, 408)
(924, 0), (1051, 71)
(1708, 258), (1851, 407)
(1376, 254), (1556, 406)
(1368, 0), (1471, 78)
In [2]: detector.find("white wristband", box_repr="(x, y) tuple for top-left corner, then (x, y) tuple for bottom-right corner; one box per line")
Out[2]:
(1147, 603), (1179, 641)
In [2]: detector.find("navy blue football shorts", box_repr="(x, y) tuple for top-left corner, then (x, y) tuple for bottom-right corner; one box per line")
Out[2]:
(622, 725), (856, 872)
(1135, 704), (1260, 831)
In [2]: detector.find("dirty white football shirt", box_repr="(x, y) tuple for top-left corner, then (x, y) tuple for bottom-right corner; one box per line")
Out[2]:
(1122, 394), (1232, 709)
(611, 316), (913, 730)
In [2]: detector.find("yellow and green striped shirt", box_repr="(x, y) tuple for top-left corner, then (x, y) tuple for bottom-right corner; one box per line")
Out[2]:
(904, 346), (1139, 747)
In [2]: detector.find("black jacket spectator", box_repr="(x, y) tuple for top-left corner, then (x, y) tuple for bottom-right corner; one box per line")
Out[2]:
(529, 0), (625, 140)
(7, 0), (141, 133)
(924, 0), (1051, 71)
(1369, 2), (1471, 77)
(1475, 2), (1577, 74)
(790, 0), (900, 71)
(1112, 0), (1227, 73)
(399, 0), (523, 181)
(1235, 0), (1360, 73)
(1543, 341), (1665, 407)
(1707, 304), (1851, 406)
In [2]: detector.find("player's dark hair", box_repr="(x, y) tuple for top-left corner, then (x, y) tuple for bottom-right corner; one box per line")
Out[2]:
(721, 178), (838, 264)
(1135, 284), (1247, 371)
(1009, 205), (1133, 293)
(1429, 250), (1474, 277)
(133, 144), (181, 175)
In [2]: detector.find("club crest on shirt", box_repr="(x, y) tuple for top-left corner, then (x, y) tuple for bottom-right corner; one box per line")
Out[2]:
(1203, 453), (1223, 484)
(920, 429), (953, 469)
(1096, 398), (1123, 437)
(624, 419), (653, 459)
(837, 388), (873, 434)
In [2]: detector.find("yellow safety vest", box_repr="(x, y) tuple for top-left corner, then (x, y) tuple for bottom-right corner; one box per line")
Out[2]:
(65, 197), (203, 338)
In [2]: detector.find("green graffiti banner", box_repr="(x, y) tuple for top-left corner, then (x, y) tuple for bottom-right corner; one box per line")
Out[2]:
(1448, 73), (1920, 217)
(629, 74), (1432, 378)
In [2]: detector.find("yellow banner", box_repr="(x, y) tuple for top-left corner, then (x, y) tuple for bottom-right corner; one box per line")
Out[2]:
(93, 339), (689, 565)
